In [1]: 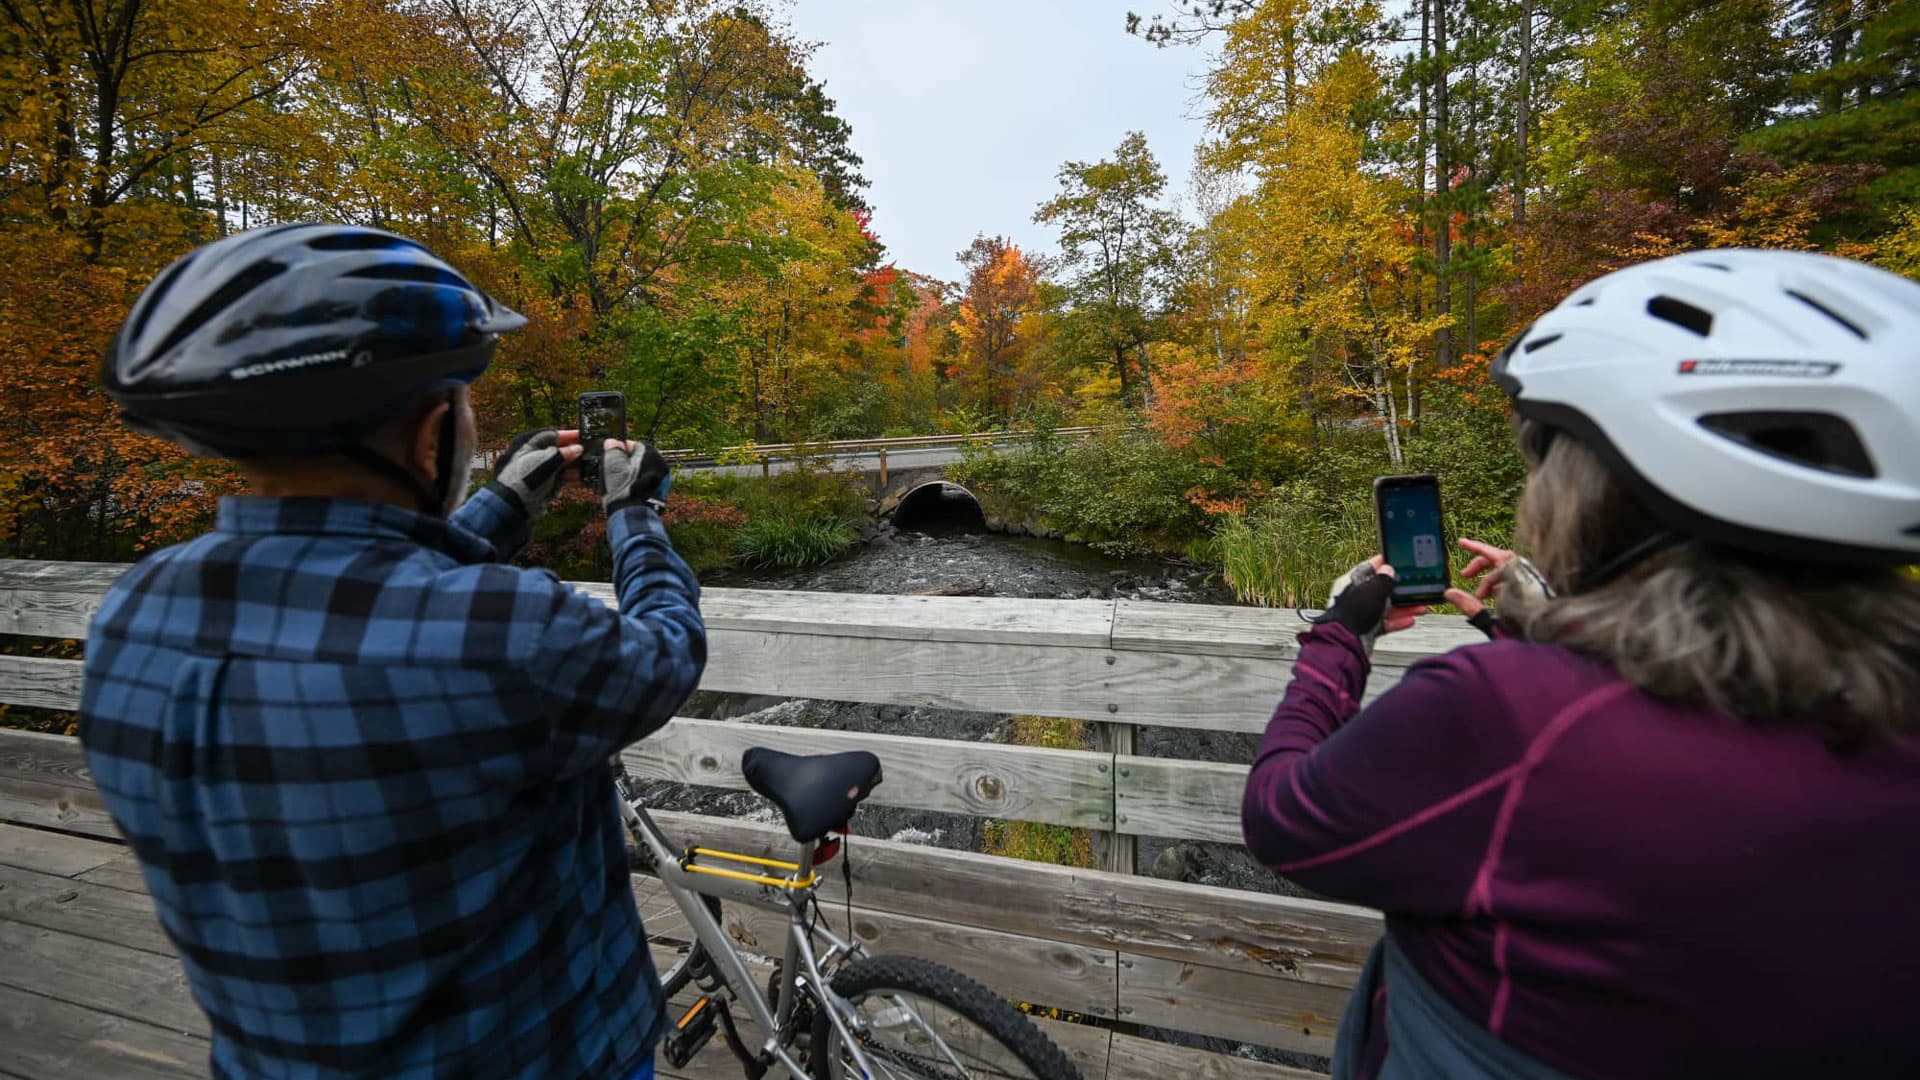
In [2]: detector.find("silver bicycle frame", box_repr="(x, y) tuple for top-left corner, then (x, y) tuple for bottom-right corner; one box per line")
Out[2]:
(617, 778), (878, 1079)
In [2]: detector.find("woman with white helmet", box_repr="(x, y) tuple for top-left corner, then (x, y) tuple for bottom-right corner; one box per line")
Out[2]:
(1242, 249), (1920, 1079)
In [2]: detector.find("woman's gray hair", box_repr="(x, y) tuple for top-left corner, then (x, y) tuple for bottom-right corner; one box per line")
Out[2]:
(1502, 426), (1920, 749)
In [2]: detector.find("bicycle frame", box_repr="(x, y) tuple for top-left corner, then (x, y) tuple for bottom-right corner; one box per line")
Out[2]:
(615, 770), (878, 1079)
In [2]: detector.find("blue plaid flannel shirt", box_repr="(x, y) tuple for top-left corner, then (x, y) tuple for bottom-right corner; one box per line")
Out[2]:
(79, 487), (705, 1079)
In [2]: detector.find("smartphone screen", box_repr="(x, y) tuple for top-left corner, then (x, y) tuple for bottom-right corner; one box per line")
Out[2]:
(1374, 475), (1449, 602)
(578, 391), (626, 485)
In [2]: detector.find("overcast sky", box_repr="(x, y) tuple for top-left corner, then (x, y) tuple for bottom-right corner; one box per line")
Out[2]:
(780, 1), (1211, 283)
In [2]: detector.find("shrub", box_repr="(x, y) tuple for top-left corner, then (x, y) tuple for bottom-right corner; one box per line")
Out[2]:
(733, 515), (856, 568)
(662, 496), (747, 575)
(948, 430), (1210, 554)
(678, 464), (867, 527)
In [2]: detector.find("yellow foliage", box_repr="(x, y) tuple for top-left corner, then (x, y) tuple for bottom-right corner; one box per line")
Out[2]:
(1870, 206), (1920, 282)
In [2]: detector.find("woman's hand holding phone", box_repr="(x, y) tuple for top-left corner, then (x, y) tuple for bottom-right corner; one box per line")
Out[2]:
(1314, 556), (1432, 653)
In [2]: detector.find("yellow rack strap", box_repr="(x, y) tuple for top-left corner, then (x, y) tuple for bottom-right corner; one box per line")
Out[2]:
(688, 847), (803, 873)
(683, 862), (819, 890)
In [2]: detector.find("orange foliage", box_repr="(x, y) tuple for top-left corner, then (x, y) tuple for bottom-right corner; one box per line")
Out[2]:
(951, 237), (1044, 419)
(0, 227), (243, 556)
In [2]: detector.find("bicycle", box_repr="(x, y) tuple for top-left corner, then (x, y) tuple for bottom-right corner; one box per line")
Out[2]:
(613, 745), (1082, 1080)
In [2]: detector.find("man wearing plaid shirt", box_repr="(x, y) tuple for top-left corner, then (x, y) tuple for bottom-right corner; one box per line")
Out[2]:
(79, 225), (704, 1079)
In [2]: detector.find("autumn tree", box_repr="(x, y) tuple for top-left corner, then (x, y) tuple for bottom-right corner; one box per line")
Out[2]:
(0, 0), (902, 560)
(1035, 131), (1181, 405)
(0, 0), (323, 263)
(725, 168), (871, 441)
(951, 236), (1047, 421)
(0, 0), (360, 558)
(1172, 155), (1256, 367)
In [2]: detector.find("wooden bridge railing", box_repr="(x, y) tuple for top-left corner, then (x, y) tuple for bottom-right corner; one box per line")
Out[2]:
(0, 558), (1480, 1079)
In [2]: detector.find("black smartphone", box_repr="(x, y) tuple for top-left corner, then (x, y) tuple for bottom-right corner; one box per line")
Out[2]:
(1373, 474), (1450, 604)
(577, 391), (627, 487)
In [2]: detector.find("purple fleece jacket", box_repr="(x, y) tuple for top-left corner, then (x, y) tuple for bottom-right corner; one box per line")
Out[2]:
(1243, 624), (1920, 1079)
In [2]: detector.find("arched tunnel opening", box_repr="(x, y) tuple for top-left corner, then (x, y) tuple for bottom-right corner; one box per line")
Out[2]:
(891, 482), (986, 534)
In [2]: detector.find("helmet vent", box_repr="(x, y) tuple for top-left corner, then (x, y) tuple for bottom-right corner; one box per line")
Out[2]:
(1574, 297), (1595, 307)
(1698, 411), (1876, 479)
(1648, 296), (1713, 337)
(1785, 289), (1867, 340)
(1522, 333), (1563, 354)
(145, 259), (287, 369)
(345, 265), (471, 288)
(308, 232), (424, 252)
(1697, 262), (1731, 272)
(125, 253), (198, 355)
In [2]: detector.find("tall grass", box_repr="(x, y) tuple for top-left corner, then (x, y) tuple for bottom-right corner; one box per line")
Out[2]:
(1215, 497), (1375, 608)
(732, 515), (856, 568)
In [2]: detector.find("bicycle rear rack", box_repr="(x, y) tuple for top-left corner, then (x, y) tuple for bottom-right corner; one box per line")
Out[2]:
(679, 847), (818, 890)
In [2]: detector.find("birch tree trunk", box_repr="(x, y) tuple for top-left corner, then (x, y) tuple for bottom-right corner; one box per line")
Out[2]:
(1371, 361), (1405, 468)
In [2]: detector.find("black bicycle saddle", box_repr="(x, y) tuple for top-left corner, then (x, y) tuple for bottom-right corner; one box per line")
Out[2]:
(741, 747), (883, 844)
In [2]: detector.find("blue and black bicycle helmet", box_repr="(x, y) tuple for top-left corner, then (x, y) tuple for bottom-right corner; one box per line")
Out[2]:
(106, 223), (526, 510)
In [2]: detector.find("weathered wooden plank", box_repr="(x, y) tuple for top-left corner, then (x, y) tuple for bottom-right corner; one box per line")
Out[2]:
(0, 706), (1114, 838)
(1112, 601), (1307, 660)
(698, 627), (1399, 732)
(1092, 722), (1137, 874)
(0, 920), (207, 1038)
(1121, 955), (1347, 1059)
(0, 822), (120, 877)
(650, 810), (1380, 988)
(0, 727), (96, 790)
(691, 885), (1122, 1019)
(1112, 599), (1481, 666)
(700, 587), (1119, 648)
(1116, 757), (1249, 844)
(0, 772), (118, 839)
(0, 560), (1460, 730)
(0, 863), (173, 957)
(5, 567), (1120, 648)
(0, 729), (117, 839)
(697, 628), (1122, 721)
(627, 716), (1114, 830)
(0, 655), (83, 711)
(1, 603), (1392, 733)
(0, 983), (206, 1080)
(1032, 1016), (1116, 1080)
(76, 852), (155, 893)
(1107, 1031), (1326, 1080)
(0, 559), (122, 640)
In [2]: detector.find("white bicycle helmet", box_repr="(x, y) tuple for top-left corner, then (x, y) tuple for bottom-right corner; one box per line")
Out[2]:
(1492, 248), (1920, 566)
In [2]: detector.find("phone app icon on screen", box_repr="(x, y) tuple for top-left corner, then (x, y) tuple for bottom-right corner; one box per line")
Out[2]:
(1412, 533), (1441, 568)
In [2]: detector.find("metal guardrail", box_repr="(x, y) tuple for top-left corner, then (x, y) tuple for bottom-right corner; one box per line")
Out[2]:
(657, 426), (1106, 465)
(474, 428), (1105, 475)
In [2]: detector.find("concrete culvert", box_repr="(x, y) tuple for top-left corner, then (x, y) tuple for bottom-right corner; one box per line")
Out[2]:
(891, 482), (986, 533)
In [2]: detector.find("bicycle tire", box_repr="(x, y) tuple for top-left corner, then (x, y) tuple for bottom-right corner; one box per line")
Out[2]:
(809, 955), (1081, 1080)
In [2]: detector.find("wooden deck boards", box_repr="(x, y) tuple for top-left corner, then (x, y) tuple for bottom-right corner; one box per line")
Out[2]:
(0, 825), (735, 1079)
(2, 823), (1321, 1079)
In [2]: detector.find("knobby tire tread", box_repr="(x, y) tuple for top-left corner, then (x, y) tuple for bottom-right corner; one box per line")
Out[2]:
(812, 954), (1081, 1080)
